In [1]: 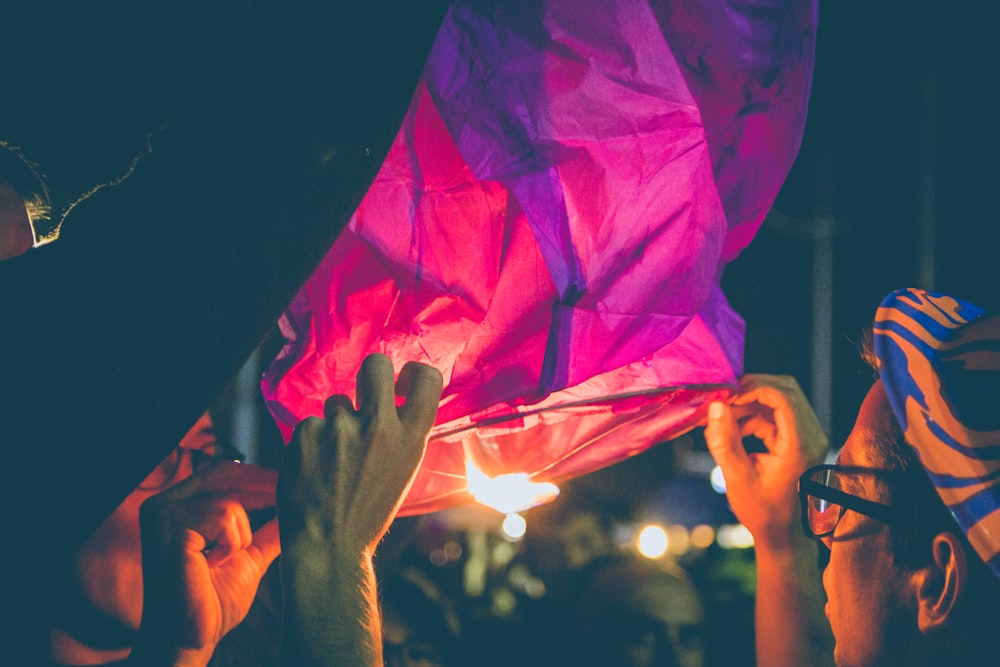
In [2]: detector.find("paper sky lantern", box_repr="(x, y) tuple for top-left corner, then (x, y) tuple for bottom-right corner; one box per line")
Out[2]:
(262, 0), (817, 514)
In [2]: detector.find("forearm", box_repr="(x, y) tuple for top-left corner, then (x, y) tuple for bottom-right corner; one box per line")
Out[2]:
(279, 544), (382, 667)
(753, 535), (834, 667)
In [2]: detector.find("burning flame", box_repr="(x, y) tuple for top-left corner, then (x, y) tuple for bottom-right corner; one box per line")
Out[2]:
(465, 458), (560, 514)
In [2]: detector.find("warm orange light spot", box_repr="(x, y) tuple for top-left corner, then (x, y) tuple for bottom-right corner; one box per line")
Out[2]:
(465, 459), (559, 514)
(690, 524), (716, 549)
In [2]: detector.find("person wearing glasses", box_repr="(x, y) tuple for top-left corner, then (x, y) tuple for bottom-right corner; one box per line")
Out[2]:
(704, 287), (1000, 667)
(46, 353), (443, 667)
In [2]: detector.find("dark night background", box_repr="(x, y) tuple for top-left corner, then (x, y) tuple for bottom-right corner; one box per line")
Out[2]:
(729, 1), (997, 448)
(2, 1), (997, 663)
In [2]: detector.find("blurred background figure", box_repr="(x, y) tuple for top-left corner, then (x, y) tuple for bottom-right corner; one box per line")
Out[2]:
(522, 501), (618, 596)
(381, 566), (463, 667)
(569, 554), (706, 667)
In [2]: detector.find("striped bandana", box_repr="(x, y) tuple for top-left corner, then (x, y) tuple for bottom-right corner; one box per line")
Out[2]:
(873, 287), (1000, 578)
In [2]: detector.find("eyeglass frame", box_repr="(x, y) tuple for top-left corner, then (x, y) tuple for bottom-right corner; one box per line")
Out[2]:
(797, 463), (913, 542)
(137, 438), (246, 492)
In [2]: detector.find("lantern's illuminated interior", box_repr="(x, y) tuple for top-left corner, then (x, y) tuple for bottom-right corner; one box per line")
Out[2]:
(395, 382), (733, 516)
(464, 458), (560, 515)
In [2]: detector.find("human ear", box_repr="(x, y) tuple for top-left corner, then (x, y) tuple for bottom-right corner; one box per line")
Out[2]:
(916, 532), (968, 633)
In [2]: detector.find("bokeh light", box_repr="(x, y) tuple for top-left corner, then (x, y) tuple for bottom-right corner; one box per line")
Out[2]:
(502, 512), (527, 540)
(636, 523), (669, 559)
(717, 523), (755, 549)
(666, 524), (691, 556)
(710, 465), (727, 494)
(690, 524), (716, 549)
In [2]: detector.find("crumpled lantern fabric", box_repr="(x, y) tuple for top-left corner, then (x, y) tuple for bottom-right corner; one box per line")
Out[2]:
(262, 0), (818, 515)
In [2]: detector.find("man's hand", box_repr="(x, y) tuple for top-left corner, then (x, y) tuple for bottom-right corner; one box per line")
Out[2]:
(134, 463), (280, 667)
(276, 353), (443, 667)
(277, 353), (443, 556)
(705, 374), (836, 667)
(705, 374), (829, 548)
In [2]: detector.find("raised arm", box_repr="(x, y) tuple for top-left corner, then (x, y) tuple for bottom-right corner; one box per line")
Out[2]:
(705, 374), (834, 667)
(276, 353), (443, 667)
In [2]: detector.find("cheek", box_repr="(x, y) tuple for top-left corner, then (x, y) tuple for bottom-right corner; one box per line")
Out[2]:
(824, 540), (880, 631)
(825, 535), (912, 664)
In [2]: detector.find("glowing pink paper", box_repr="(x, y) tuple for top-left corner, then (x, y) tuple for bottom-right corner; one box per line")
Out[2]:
(262, 0), (817, 515)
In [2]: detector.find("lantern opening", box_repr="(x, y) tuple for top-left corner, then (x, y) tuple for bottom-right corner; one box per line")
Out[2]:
(464, 458), (560, 514)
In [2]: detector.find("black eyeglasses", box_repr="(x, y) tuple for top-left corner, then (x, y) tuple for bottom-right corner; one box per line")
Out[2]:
(798, 464), (910, 543)
(138, 439), (246, 491)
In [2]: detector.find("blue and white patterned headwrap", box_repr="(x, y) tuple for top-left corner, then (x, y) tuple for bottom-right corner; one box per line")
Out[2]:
(874, 287), (1000, 579)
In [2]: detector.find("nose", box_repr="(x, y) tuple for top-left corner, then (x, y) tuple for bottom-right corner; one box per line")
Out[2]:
(821, 555), (833, 600)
